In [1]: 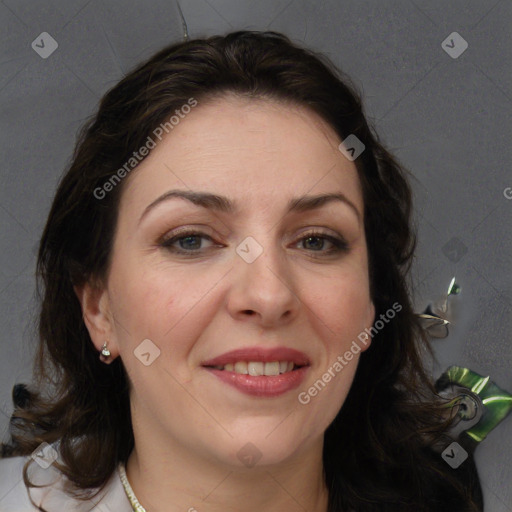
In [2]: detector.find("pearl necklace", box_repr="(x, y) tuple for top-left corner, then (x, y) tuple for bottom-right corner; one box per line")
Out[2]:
(118, 462), (147, 512)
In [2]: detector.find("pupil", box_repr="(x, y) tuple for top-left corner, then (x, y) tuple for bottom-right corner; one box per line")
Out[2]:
(181, 236), (200, 250)
(305, 236), (323, 250)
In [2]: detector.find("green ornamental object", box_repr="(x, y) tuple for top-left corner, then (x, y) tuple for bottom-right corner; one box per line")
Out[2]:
(438, 366), (512, 443)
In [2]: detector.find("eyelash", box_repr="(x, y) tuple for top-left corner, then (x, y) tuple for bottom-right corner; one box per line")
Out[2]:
(159, 229), (349, 258)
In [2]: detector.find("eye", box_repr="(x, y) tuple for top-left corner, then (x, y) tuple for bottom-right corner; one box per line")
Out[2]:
(158, 228), (349, 258)
(159, 229), (218, 255)
(295, 231), (349, 256)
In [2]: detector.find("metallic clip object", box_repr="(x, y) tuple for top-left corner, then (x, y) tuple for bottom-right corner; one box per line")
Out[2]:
(419, 277), (460, 338)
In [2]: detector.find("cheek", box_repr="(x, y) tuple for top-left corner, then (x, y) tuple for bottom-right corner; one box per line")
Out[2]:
(108, 260), (224, 355)
(106, 258), (171, 353)
(304, 266), (372, 341)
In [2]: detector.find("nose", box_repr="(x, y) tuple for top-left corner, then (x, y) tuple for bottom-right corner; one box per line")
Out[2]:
(226, 239), (299, 328)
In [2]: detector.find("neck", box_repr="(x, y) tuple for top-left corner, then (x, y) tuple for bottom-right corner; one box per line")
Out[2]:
(126, 450), (329, 512)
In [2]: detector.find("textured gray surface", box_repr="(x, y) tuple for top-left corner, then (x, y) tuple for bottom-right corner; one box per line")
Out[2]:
(1, 0), (511, 510)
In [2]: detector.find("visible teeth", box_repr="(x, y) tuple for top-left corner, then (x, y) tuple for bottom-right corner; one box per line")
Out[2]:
(234, 361), (248, 374)
(264, 361), (280, 376)
(248, 361), (264, 376)
(212, 361), (298, 375)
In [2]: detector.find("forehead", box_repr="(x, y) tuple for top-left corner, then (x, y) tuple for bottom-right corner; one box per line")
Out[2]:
(120, 95), (363, 217)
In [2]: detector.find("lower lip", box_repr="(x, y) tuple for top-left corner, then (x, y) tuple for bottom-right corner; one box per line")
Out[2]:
(204, 367), (309, 397)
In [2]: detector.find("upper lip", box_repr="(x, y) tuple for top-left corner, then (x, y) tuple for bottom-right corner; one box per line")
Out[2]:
(201, 347), (311, 367)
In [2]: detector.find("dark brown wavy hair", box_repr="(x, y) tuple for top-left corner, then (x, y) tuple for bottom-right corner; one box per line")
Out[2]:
(1, 31), (483, 511)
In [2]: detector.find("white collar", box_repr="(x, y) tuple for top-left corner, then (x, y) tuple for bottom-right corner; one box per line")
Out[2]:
(0, 455), (134, 511)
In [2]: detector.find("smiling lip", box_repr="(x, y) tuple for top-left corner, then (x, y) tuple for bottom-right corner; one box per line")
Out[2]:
(201, 347), (311, 398)
(205, 367), (309, 397)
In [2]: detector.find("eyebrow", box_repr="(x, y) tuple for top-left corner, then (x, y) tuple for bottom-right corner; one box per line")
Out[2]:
(139, 189), (361, 224)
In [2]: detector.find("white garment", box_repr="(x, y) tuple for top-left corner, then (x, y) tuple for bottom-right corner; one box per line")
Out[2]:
(0, 455), (133, 511)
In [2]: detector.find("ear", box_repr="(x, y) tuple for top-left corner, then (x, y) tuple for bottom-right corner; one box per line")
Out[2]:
(74, 280), (119, 363)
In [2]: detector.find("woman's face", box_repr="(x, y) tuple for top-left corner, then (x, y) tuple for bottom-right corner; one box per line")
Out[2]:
(88, 95), (375, 468)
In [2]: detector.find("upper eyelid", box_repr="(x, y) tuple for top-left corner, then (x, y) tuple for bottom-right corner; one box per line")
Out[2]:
(161, 220), (346, 234)
(160, 226), (344, 238)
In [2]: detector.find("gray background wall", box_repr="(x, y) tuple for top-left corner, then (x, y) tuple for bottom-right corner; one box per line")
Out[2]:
(1, 0), (510, 510)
